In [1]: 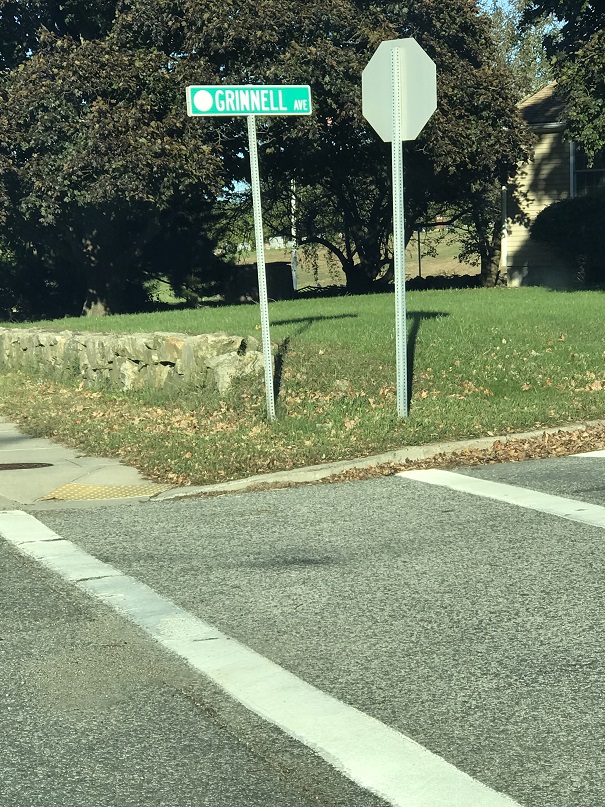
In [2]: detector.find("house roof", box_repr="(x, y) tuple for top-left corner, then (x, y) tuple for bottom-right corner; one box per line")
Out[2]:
(519, 82), (566, 127)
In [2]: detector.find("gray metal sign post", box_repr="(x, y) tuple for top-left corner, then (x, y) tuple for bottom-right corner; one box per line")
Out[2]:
(391, 47), (407, 417)
(362, 39), (437, 417)
(247, 114), (275, 420)
(186, 84), (312, 421)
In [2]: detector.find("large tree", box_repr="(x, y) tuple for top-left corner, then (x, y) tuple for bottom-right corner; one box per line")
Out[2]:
(177, 0), (532, 287)
(0, 0), (533, 316)
(0, 1), (226, 316)
(523, 0), (605, 161)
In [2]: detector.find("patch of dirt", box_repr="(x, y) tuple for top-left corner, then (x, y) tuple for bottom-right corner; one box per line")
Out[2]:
(407, 256), (479, 280)
(244, 248), (480, 290)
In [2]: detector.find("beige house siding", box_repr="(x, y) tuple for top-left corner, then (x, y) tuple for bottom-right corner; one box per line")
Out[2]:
(507, 129), (574, 286)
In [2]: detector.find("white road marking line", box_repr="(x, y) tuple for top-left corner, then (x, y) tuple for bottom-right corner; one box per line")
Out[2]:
(399, 469), (605, 528)
(572, 449), (605, 458)
(0, 509), (520, 807)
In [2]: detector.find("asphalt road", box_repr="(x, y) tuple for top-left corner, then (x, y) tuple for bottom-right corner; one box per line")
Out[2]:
(2, 452), (604, 807)
(0, 539), (337, 807)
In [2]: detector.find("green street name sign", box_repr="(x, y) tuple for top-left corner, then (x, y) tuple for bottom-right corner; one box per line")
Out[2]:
(186, 84), (312, 117)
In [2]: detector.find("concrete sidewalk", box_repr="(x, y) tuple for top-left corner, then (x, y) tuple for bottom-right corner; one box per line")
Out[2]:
(0, 417), (174, 510)
(2, 413), (601, 511)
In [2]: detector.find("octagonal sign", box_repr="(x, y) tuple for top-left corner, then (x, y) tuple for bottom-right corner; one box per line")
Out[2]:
(362, 38), (437, 142)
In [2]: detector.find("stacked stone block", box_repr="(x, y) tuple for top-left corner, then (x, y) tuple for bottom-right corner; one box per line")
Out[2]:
(0, 329), (266, 393)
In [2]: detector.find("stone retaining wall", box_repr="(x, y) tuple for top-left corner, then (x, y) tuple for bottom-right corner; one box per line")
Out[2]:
(0, 328), (267, 393)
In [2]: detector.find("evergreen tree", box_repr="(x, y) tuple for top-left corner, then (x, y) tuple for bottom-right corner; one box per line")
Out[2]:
(484, 0), (555, 99)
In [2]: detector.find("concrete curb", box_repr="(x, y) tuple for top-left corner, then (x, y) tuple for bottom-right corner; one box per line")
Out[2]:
(154, 419), (605, 500)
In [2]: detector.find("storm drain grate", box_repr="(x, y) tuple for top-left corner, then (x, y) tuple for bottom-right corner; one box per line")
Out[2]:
(0, 462), (53, 471)
(41, 483), (173, 501)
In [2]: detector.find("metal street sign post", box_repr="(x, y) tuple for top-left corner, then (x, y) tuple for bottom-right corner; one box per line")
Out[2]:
(362, 39), (436, 417)
(187, 85), (312, 421)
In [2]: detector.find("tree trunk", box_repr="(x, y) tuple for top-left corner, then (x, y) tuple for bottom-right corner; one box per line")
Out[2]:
(81, 290), (111, 316)
(480, 220), (502, 287)
(480, 249), (501, 286)
(343, 260), (376, 293)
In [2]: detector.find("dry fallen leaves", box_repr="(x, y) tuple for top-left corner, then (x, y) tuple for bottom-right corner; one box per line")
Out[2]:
(192, 423), (605, 498)
(317, 425), (605, 485)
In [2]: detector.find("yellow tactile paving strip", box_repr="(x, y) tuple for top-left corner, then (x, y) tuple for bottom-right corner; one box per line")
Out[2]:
(41, 483), (173, 501)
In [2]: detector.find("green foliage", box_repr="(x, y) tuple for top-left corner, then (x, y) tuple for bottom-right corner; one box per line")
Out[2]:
(0, 0), (533, 316)
(0, 0), (118, 70)
(260, 0), (534, 286)
(483, 0), (555, 100)
(530, 191), (605, 284)
(0, 5), (227, 317)
(3, 287), (605, 484)
(104, 0), (534, 287)
(523, 0), (605, 161)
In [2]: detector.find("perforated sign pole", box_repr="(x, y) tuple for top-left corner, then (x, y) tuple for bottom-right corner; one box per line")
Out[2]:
(186, 84), (312, 423)
(362, 39), (436, 418)
(247, 115), (275, 421)
(391, 49), (407, 418)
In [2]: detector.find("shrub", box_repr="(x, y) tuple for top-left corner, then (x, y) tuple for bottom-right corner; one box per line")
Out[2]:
(530, 191), (605, 285)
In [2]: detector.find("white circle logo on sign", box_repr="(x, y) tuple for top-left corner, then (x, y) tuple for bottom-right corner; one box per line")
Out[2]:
(193, 89), (214, 113)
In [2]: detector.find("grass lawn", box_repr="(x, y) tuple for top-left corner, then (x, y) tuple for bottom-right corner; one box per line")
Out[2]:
(1, 286), (604, 485)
